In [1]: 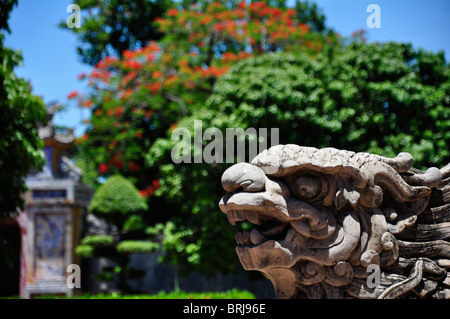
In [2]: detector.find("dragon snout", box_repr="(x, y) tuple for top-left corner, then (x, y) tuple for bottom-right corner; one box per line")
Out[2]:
(221, 163), (266, 193)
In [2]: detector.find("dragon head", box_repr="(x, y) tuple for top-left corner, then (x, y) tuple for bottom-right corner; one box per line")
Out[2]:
(219, 145), (449, 299)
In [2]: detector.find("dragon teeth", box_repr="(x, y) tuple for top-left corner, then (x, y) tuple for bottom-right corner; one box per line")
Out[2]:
(227, 213), (236, 226)
(235, 231), (251, 245)
(236, 210), (246, 221)
(250, 229), (266, 245)
(245, 211), (260, 225)
(226, 210), (264, 228)
(227, 210), (250, 225)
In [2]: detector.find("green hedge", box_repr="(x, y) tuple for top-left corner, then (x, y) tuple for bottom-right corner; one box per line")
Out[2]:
(34, 289), (255, 299)
(75, 244), (94, 258)
(81, 235), (114, 247)
(116, 240), (160, 254)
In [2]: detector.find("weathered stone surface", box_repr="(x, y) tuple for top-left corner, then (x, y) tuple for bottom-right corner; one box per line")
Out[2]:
(219, 145), (450, 299)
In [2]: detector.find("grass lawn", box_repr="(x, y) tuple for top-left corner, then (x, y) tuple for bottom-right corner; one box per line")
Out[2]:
(31, 288), (255, 299)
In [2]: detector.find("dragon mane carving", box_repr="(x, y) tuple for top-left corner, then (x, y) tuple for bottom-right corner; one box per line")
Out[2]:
(219, 145), (450, 299)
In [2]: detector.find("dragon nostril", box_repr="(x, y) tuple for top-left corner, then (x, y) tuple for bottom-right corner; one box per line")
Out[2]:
(235, 186), (244, 193)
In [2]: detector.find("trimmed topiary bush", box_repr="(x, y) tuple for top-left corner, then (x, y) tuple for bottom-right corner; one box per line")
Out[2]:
(75, 244), (94, 258)
(81, 235), (114, 247)
(89, 175), (148, 218)
(77, 174), (159, 292)
(116, 240), (160, 254)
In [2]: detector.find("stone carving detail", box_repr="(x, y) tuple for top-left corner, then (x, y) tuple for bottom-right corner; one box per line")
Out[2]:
(219, 145), (450, 299)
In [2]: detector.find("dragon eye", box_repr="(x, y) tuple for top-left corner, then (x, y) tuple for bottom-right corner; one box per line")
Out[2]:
(292, 173), (322, 200)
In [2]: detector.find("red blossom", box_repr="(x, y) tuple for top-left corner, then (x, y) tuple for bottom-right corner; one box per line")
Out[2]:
(170, 123), (178, 131)
(146, 82), (161, 94)
(115, 106), (124, 118)
(96, 56), (118, 69)
(271, 8), (282, 17)
(151, 179), (160, 189)
(212, 22), (226, 32)
(200, 16), (212, 25)
(147, 54), (155, 63)
(83, 100), (93, 108)
(298, 23), (309, 33)
(138, 179), (160, 197)
(69, 2), (325, 195)
(123, 49), (135, 59)
(90, 69), (111, 82)
(120, 88), (134, 99)
(128, 161), (141, 171)
(179, 59), (189, 68)
(144, 110), (154, 118)
(138, 190), (149, 197)
(167, 8), (178, 17)
(113, 160), (124, 169)
(152, 70), (164, 79)
(146, 41), (160, 52)
(163, 75), (178, 88)
(123, 71), (138, 84)
(67, 91), (78, 99)
(183, 80), (196, 89)
(286, 9), (296, 17)
(99, 163), (108, 174)
(123, 60), (143, 70)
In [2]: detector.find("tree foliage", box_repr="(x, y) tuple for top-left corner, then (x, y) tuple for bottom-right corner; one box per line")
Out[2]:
(0, 0), (18, 32)
(205, 42), (449, 166)
(73, 1), (329, 194)
(63, 0), (329, 66)
(72, 1), (332, 277)
(148, 42), (449, 275)
(0, 0), (47, 218)
(71, 1), (449, 279)
(294, 0), (328, 33)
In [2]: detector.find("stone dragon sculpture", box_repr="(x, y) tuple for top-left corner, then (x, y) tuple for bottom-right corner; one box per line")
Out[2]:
(219, 145), (450, 299)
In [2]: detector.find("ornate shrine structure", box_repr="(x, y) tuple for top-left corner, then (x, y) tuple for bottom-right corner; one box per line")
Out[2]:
(16, 109), (92, 298)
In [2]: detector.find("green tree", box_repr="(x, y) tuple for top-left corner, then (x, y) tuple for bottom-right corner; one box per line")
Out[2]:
(76, 175), (159, 291)
(294, 0), (328, 33)
(0, 0), (17, 32)
(72, 1), (329, 203)
(62, 0), (332, 66)
(148, 41), (449, 275)
(69, 1), (334, 277)
(0, 0), (47, 218)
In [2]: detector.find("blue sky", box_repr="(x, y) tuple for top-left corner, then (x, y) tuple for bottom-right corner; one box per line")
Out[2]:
(5, 0), (450, 137)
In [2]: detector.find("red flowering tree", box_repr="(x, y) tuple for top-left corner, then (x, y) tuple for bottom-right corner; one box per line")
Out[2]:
(75, 1), (329, 190)
(73, 1), (333, 275)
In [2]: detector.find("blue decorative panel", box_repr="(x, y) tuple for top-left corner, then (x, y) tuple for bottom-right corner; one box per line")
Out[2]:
(34, 214), (66, 278)
(32, 190), (67, 200)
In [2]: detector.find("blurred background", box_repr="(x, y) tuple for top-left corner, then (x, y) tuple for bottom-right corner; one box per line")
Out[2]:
(0, 0), (449, 298)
